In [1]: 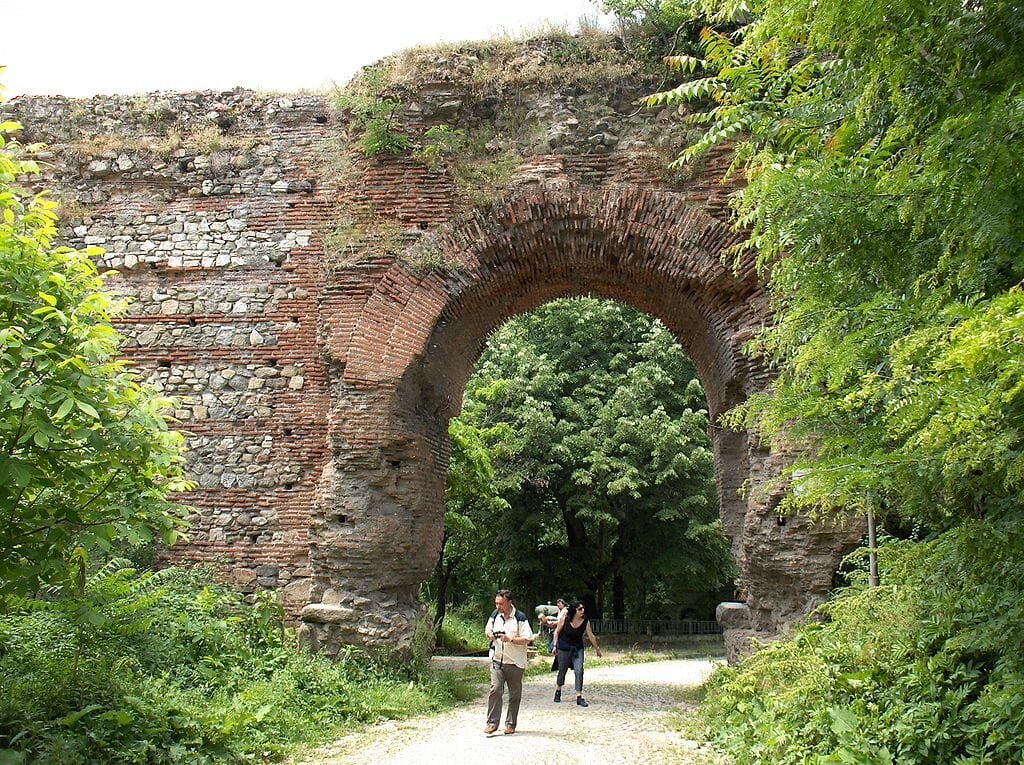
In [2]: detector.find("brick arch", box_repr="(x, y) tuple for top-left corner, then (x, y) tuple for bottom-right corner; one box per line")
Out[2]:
(300, 187), (859, 659)
(346, 188), (767, 409)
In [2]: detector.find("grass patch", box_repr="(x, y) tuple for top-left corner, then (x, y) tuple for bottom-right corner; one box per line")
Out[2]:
(67, 125), (263, 162)
(386, 28), (656, 99)
(451, 142), (521, 207)
(435, 610), (489, 655)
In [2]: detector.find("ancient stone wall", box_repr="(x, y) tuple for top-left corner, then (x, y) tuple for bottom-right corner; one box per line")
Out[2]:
(4, 33), (862, 655)
(3, 89), (334, 610)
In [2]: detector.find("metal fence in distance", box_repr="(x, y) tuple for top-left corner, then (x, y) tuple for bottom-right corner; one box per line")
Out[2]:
(590, 618), (722, 636)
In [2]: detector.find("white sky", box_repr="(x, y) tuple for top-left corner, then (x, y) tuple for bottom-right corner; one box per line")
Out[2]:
(2, 0), (613, 99)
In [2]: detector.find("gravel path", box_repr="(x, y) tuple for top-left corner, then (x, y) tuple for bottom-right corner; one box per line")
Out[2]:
(292, 657), (722, 765)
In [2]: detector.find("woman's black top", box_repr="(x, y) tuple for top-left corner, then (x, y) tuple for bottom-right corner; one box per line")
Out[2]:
(556, 617), (588, 650)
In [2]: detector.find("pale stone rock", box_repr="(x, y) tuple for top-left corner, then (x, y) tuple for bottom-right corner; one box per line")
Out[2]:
(716, 602), (751, 630)
(87, 159), (111, 176)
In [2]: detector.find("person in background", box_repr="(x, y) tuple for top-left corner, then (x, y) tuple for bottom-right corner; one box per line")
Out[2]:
(484, 589), (534, 735)
(551, 600), (602, 706)
(539, 597), (569, 652)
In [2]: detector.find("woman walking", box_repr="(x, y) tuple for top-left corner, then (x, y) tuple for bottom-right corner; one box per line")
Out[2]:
(551, 601), (602, 706)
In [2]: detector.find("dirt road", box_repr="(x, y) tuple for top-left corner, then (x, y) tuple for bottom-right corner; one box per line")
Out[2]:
(292, 657), (722, 765)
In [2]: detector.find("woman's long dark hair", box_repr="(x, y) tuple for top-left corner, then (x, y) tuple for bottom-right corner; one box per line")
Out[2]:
(568, 601), (587, 623)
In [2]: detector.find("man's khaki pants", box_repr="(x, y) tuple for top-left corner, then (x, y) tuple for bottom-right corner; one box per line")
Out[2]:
(486, 660), (525, 729)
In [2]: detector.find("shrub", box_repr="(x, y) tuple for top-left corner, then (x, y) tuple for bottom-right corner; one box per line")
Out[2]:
(332, 65), (411, 158)
(0, 564), (469, 762)
(700, 514), (1024, 764)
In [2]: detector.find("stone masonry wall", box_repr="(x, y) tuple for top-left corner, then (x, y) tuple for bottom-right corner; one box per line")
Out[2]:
(3, 89), (334, 612)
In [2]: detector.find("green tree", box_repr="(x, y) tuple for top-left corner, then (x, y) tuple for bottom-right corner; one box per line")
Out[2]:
(642, 0), (1024, 527)
(0, 117), (192, 603)
(431, 418), (509, 629)
(621, 1), (1024, 761)
(449, 297), (733, 618)
(599, 0), (709, 61)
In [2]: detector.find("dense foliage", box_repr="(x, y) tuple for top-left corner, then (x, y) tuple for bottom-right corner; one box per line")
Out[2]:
(613, 0), (1024, 759)
(701, 519), (1024, 764)
(645, 0), (1024, 525)
(440, 297), (734, 620)
(0, 119), (190, 602)
(432, 417), (510, 630)
(0, 564), (471, 763)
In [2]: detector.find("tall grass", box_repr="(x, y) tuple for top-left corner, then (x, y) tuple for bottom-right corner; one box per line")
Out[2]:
(435, 607), (490, 655)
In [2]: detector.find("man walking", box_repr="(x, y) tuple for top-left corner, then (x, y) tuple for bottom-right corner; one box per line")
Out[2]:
(484, 588), (534, 735)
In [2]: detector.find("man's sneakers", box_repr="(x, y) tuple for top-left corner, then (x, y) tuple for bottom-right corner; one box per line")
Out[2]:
(576, 696), (589, 707)
(553, 689), (561, 702)
(484, 724), (498, 734)
(504, 725), (516, 735)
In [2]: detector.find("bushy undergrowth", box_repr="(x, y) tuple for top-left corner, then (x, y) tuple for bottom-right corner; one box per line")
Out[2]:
(700, 514), (1024, 764)
(435, 607), (490, 655)
(0, 566), (470, 764)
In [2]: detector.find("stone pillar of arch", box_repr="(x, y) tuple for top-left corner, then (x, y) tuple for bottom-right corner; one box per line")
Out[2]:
(296, 187), (861, 659)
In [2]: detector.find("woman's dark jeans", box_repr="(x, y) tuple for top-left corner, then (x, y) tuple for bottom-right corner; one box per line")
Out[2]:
(556, 647), (585, 692)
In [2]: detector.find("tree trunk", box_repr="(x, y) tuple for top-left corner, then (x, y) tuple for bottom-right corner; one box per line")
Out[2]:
(613, 571), (625, 619)
(433, 531), (450, 630)
(610, 506), (630, 618)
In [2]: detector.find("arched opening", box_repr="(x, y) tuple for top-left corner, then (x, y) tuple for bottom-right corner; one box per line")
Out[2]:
(299, 188), (861, 658)
(430, 296), (736, 640)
